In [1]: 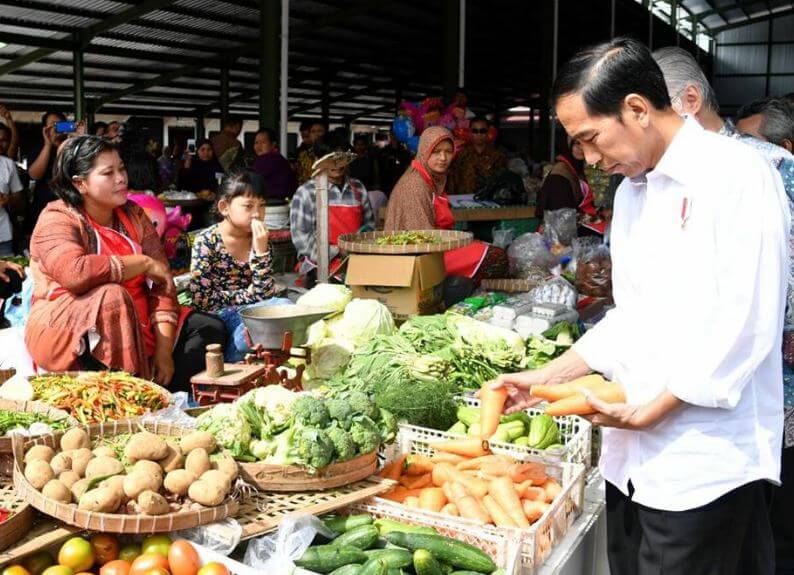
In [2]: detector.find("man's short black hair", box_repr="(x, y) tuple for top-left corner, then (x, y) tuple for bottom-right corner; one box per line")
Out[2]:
(299, 120), (312, 132)
(0, 124), (10, 139)
(41, 111), (66, 126)
(470, 116), (489, 127)
(552, 37), (671, 118)
(737, 97), (794, 149)
(92, 121), (108, 134)
(353, 134), (369, 145)
(224, 115), (243, 127)
(256, 127), (277, 144)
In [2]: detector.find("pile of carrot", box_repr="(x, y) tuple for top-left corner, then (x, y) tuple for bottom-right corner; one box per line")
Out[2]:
(378, 437), (562, 528)
(530, 374), (625, 416)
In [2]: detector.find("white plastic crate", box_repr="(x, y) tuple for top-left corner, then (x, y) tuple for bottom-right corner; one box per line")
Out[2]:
(400, 395), (592, 467)
(375, 426), (587, 574)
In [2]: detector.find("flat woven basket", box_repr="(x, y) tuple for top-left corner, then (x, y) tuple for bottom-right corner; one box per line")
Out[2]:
(12, 419), (240, 533)
(0, 477), (34, 551)
(0, 399), (78, 455)
(338, 230), (472, 255)
(239, 450), (377, 492)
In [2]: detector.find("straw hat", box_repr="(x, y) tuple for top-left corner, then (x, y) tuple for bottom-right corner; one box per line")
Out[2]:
(311, 151), (357, 178)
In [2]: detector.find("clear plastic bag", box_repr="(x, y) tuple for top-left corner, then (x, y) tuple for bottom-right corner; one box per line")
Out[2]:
(543, 208), (577, 247)
(575, 244), (613, 298)
(569, 237), (602, 276)
(176, 518), (243, 556)
(507, 233), (558, 276)
(243, 514), (334, 571)
(530, 277), (578, 308)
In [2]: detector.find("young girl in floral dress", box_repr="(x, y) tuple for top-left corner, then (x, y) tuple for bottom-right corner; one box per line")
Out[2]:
(189, 170), (280, 361)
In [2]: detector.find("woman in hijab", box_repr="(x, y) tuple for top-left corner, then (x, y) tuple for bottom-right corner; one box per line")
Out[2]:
(385, 126), (507, 283)
(178, 139), (224, 195)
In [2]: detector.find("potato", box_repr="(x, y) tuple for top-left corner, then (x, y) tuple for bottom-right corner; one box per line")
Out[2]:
(138, 490), (170, 515)
(158, 441), (184, 473)
(25, 460), (54, 490)
(212, 455), (238, 482)
(24, 445), (55, 464)
(42, 479), (71, 503)
(78, 487), (121, 513)
(188, 480), (226, 507)
(185, 448), (210, 477)
(85, 456), (124, 479)
(93, 446), (117, 459)
(60, 428), (90, 451)
(99, 475), (127, 502)
(70, 478), (91, 502)
(124, 432), (168, 462)
(133, 460), (164, 482)
(50, 452), (72, 475)
(179, 431), (217, 455)
(163, 469), (196, 496)
(59, 470), (80, 489)
(200, 469), (232, 492)
(123, 471), (162, 500)
(71, 448), (94, 478)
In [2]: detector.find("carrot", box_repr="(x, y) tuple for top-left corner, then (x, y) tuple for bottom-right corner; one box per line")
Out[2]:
(418, 487), (448, 512)
(509, 462), (548, 484)
(430, 453), (466, 464)
(441, 503), (459, 516)
(430, 438), (490, 458)
(522, 499), (550, 523)
(448, 481), (470, 502)
(405, 496), (420, 508)
(381, 486), (409, 502)
(481, 459), (512, 476)
(542, 478), (562, 502)
(442, 481), (455, 502)
(522, 486), (548, 501)
(432, 462), (456, 486)
(456, 495), (491, 524)
(446, 466), (490, 498)
(478, 384), (509, 439)
(530, 374), (608, 401)
(482, 494), (517, 527)
(404, 454), (435, 476)
(544, 383), (626, 416)
(378, 455), (407, 480)
(489, 476), (530, 528)
(399, 473), (432, 490)
(456, 454), (505, 471)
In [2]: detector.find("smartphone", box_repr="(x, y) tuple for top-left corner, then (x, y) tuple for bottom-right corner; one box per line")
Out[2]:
(55, 121), (77, 134)
(186, 138), (196, 154)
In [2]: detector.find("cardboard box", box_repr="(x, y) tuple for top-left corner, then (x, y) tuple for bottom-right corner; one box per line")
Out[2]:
(345, 253), (446, 319)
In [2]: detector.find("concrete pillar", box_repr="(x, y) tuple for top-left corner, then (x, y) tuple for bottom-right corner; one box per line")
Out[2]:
(259, 0), (281, 134)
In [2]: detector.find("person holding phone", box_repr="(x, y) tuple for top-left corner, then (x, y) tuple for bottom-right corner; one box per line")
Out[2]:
(178, 139), (224, 196)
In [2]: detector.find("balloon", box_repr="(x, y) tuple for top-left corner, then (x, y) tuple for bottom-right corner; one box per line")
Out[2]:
(128, 194), (166, 237)
(406, 135), (420, 155)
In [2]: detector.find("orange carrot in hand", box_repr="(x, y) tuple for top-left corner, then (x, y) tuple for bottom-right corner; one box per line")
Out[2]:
(478, 384), (509, 439)
(430, 438), (490, 458)
(544, 383), (626, 416)
(530, 374), (608, 401)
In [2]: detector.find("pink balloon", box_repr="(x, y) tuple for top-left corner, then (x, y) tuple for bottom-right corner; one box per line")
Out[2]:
(128, 194), (167, 237)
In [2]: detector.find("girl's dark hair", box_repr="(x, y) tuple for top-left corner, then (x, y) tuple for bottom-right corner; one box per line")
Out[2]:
(51, 135), (118, 207)
(196, 138), (213, 152)
(41, 111), (65, 127)
(214, 169), (268, 220)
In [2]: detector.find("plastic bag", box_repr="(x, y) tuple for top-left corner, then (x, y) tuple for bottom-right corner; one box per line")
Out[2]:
(543, 208), (577, 247)
(569, 237), (602, 276)
(244, 514), (334, 570)
(530, 277), (578, 308)
(4, 272), (32, 328)
(177, 518), (243, 556)
(492, 228), (515, 249)
(507, 233), (558, 277)
(575, 244), (612, 298)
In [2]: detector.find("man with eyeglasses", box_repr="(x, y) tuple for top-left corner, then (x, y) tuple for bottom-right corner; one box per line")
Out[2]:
(449, 116), (506, 195)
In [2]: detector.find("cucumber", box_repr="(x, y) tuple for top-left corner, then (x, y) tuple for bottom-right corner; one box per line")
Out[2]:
(363, 549), (413, 569)
(295, 545), (369, 573)
(324, 514), (374, 536)
(386, 570), (404, 575)
(359, 557), (389, 575)
(374, 519), (437, 536)
(383, 533), (496, 573)
(413, 549), (444, 575)
(513, 436), (530, 447)
(449, 572), (488, 575)
(329, 565), (363, 575)
(333, 525), (380, 550)
(439, 563), (454, 575)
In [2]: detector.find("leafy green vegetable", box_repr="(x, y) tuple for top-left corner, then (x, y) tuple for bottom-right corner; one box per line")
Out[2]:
(292, 395), (331, 428)
(375, 232), (440, 245)
(373, 378), (458, 430)
(196, 403), (252, 459)
(398, 315), (454, 354)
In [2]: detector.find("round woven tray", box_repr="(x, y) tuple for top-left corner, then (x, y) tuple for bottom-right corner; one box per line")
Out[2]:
(338, 230), (473, 255)
(0, 477), (34, 551)
(239, 450), (377, 492)
(0, 399), (78, 455)
(12, 419), (239, 533)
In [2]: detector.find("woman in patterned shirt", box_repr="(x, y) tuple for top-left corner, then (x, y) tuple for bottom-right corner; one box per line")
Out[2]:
(189, 170), (277, 361)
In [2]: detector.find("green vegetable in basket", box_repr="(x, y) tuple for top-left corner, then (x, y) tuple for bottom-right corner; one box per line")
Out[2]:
(359, 557), (389, 575)
(544, 443), (565, 451)
(491, 420), (526, 444)
(295, 545), (369, 573)
(413, 549), (444, 575)
(382, 533), (496, 574)
(513, 436), (530, 447)
(527, 414), (560, 450)
(363, 549), (413, 569)
(329, 565), (364, 575)
(323, 514), (373, 536)
(333, 525), (380, 550)
(373, 519), (437, 537)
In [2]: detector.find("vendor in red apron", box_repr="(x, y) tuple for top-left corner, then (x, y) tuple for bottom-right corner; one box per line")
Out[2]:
(384, 126), (508, 283)
(290, 150), (376, 287)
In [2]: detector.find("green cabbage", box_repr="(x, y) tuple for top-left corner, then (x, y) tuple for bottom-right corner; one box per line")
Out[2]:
(337, 299), (395, 346)
(296, 283), (352, 312)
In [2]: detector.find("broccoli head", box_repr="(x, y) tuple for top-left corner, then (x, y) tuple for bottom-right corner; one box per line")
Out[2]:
(327, 425), (356, 461)
(377, 408), (398, 444)
(350, 416), (381, 455)
(292, 394), (331, 428)
(346, 390), (380, 420)
(296, 427), (334, 470)
(326, 397), (355, 429)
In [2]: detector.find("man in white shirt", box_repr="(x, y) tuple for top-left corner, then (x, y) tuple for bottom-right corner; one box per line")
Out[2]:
(496, 37), (789, 575)
(0, 136), (22, 255)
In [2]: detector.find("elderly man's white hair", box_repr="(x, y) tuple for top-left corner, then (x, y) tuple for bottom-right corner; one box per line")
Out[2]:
(652, 46), (720, 114)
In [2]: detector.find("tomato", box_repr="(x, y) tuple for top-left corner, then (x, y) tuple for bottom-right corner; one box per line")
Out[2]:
(129, 554), (169, 575)
(41, 567), (73, 575)
(91, 534), (120, 565)
(196, 564), (229, 575)
(99, 561), (131, 575)
(2, 566), (32, 575)
(166, 541), (199, 575)
(140, 536), (171, 558)
(58, 538), (95, 573)
(118, 546), (141, 564)
(22, 553), (54, 575)
(140, 569), (169, 575)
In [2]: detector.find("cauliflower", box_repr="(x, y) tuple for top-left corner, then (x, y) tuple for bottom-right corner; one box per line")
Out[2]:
(346, 390), (379, 421)
(238, 385), (297, 437)
(350, 416), (381, 455)
(326, 397), (355, 429)
(196, 403), (252, 459)
(296, 427), (334, 470)
(327, 425), (356, 461)
(292, 395), (331, 428)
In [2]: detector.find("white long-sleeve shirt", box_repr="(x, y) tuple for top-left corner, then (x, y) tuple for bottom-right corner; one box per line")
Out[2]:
(574, 117), (790, 511)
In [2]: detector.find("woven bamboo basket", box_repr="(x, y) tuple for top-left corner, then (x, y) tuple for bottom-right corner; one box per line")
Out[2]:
(239, 450), (377, 492)
(0, 399), (78, 455)
(0, 477), (34, 551)
(338, 229), (473, 255)
(12, 419), (239, 533)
